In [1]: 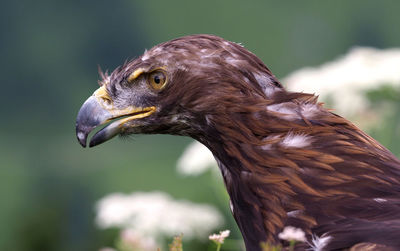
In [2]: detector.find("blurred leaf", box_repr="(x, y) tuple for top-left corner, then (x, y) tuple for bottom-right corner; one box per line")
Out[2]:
(365, 84), (400, 103)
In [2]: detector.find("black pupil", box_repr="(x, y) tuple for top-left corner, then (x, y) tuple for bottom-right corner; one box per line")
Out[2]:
(154, 75), (161, 84)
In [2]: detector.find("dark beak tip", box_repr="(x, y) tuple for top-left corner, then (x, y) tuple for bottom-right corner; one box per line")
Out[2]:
(76, 130), (88, 148)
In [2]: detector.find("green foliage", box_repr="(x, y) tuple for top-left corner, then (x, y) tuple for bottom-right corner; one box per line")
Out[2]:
(260, 242), (283, 251)
(365, 85), (400, 103)
(260, 240), (299, 251)
(364, 85), (400, 157)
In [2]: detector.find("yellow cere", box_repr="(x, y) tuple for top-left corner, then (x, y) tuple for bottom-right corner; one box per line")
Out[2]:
(94, 86), (109, 99)
(93, 86), (113, 108)
(92, 85), (156, 123)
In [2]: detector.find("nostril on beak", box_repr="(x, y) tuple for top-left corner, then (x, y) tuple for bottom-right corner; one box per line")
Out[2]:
(93, 86), (113, 106)
(104, 97), (112, 105)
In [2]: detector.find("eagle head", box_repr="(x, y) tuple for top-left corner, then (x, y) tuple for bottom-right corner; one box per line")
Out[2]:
(76, 34), (282, 147)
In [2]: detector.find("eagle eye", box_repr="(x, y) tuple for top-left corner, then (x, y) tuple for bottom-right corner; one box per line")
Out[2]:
(148, 70), (167, 90)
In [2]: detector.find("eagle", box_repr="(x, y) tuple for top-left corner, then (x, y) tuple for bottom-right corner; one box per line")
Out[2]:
(76, 34), (400, 251)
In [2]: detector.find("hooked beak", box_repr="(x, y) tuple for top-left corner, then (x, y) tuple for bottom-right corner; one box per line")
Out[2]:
(75, 86), (155, 147)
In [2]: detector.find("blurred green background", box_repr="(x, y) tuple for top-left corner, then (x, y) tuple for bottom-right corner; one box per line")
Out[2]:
(1, 1), (400, 250)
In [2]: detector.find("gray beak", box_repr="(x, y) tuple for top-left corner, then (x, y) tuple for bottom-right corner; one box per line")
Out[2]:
(76, 86), (156, 147)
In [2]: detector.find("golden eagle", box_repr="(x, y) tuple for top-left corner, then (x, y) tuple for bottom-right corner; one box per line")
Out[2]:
(76, 35), (400, 251)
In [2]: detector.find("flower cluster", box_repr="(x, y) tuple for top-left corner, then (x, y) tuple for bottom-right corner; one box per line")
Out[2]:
(95, 191), (224, 240)
(208, 230), (230, 244)
(118, 229), (158, 251)
(284, 47), (400, 117)
(278, 226), (306, 242)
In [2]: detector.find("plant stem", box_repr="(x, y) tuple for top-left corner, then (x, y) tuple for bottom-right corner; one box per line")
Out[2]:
(289, 240), (296, 251)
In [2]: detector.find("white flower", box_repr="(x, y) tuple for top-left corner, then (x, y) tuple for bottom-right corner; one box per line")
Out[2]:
(278, 226), (306, 242)
(119, 229), (157, 251)
(209, 230), (230, 244)
(98, 248), (116, 251)
(176, 141), (217, 176)
(95, 191), (224, 240)
(284, 47), (400, 117)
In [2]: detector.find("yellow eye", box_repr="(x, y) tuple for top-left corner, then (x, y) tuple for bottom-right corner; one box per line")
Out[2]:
(148, 70), (167, 90)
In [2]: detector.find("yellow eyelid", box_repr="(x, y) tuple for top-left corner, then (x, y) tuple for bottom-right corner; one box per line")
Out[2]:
(127, 68), (145, 82)
(127, 66), (167, 83)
